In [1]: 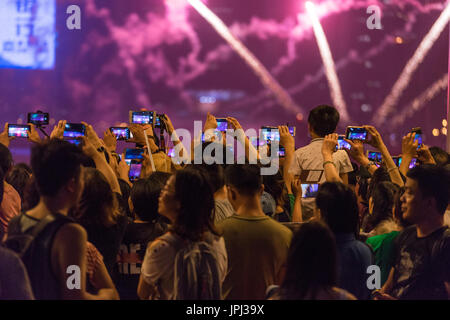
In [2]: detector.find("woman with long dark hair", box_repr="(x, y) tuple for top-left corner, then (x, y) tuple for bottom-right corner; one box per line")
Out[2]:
(138, 167), (227, 300)
(273, 221), (355, 300)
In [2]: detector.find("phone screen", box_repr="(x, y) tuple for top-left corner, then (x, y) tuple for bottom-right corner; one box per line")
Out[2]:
(301, 184), (319, 198)
(288, 126), (296, 137)
(260, 127), (280, 143)
(129, 162), (142, 181)
(110, 127), (130, 140)
(125, 148), (144, 165)
(28, 112), (49, 125)
(8, 125), (30, 138)
(413, 133), (422, 149)
(336, 136), (351, 151)
(131, 111), (154, 124)
(216, 119), (228, 132)
(346, 127), (367, 140)
(64, 123), (86, 138)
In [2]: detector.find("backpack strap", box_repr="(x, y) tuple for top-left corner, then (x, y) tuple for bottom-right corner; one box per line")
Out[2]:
(14, 214), (55, 256)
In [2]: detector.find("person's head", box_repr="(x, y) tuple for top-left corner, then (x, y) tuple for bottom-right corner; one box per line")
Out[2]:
(367, 167), (391, 199)
(392, 187), (411, 229)
(31, 139), (85, 208)
(0, 143), (13, 205)
(281, 221), (337, 299)
(401, 165), (450, 224)
(429, 146), (450, 166)
(158, 167), (217, 241)
(195, 163), (225, 194)
(118, 178), (132, 218)
(316, 182), (359, 235)
(262, 170), (285, 204)
(72, 167), (119, 227)
(6, 163), (32, 201)
(130, 172), (171, 222)
(307, 105), (340, 137)
(23, 176), (40, 211)
(367, 181), (400, 230)
(224, 164), (263, 210)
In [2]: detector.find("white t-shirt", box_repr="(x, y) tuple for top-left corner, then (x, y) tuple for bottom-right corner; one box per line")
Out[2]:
(289, 138), (354, 182)
(140, 232), (228, 300)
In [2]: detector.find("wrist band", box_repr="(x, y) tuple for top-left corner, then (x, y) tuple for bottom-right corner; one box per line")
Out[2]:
(323, 161), (336, 168)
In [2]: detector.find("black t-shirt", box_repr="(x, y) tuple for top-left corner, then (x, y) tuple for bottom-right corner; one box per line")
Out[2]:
(115, 220), (167, 299)
(82, 214), (129, 278)
(391, 225), (450, 300)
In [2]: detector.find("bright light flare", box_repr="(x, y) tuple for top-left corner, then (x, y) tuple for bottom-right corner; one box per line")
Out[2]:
(187, 0), (303, 114)
(374, 2), (450, 126)
(305, 1), (350, 123)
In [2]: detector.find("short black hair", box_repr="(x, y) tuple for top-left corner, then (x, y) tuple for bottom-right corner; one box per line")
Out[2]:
(429, 146), (450, 166)
(130, 172), (171, 222)
(194, 163), (225, 193)
(407, 164), (450, 215)
(6, 163), (32, 201)
(224, 164), (262, 196)
(0, 143), (12, 174)
(316, 182), (359, 234)
(31, 139), (84, 197)
(308, 105), (340, 137)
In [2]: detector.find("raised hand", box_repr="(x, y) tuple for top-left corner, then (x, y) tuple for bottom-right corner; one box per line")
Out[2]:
(28, 123), (42, 144)
(0, 123), (14, 147)
(50, 120), (67, 140)
(322, 133), (338, 158)
(103, 128), (117, 152)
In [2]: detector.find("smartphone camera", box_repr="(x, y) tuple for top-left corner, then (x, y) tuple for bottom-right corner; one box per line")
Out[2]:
(336, 135), (351, 151)
(130, 111), (154, 125)
(28, 112), (49, 126)
(301, 184), (319, 198)
(63, 123), (86, 138)
(110, 127), (131, 141)
(8, 124), (30, 138)
(345, 126), (368, 141)
(411, 127), (422, 150)
(129, 160), (142, 182)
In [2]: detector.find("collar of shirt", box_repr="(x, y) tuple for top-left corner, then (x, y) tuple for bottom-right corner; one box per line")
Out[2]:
(310, 138), (324, 143)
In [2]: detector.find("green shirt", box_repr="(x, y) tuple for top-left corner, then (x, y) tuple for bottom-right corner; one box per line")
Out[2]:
(218, 214), (292, 300)
(366, 231), (400, 286)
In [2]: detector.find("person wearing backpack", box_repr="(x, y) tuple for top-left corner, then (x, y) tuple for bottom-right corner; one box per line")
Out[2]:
(138, 168), (227, 300)
(6, 137), (118, 300)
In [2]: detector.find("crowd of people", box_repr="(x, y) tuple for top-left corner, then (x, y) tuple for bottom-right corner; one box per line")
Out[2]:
(0, 104), (449, 300)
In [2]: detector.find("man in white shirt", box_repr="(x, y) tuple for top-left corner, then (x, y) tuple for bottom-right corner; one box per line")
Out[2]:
(290, 105), (354, 219)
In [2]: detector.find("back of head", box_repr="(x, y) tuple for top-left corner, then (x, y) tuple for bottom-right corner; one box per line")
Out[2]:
(131, 172), (171, 222)
(316, 182), (359, 234)
(368, 181), (400, 229)
(173, 167), (216, 241)
(224, 164), (262, 196)
(31, 139), (84, 197)
(368, 167), (391, 199)
(281, 221), (337, 299)
(429, 146), (450, 166)
(6, 163), (32, 200)
(74, 167), (117, 226)
(308, 105), (340, 137)
(194, 163), (225, 193)
(406, 164), (450, 215)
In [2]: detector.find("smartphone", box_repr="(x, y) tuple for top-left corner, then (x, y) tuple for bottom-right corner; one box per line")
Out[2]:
(125, 148), (145, 165)
(345, 126), (368, 141)
(397, 157), (418, 169)
(278, 146), (286, 157)
(110, 127), (131, 141)
(63, 123), (86, 138)
(67, 139), (83, 147)
(154, 114), (165, 129)
(367, 151), (382, 162)
(129, 111), (155, 125)
(336, 135), (351, 151)
(27, 112), (49, 125)
(260, 126), (280, 143)
(288, 126), (296, 137)
(8, 124), (30, 138)
(216, 118), (229, 132)
(129, 161), (142, 182)
(411, 127), (422, 150)
(301, 184), (319, 198)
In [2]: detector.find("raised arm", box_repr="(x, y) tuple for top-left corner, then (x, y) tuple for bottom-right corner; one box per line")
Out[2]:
(365, 126), (404, 187)
(321, 133), (343, 183)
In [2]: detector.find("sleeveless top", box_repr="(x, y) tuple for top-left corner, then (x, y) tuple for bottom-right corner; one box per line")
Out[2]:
(7, 213), (74, 300)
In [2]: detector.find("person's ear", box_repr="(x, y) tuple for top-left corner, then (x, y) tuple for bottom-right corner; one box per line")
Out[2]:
(66, 177), (77, 193)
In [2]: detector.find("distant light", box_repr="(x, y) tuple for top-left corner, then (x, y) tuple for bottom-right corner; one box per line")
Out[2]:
(361, 104), (372, 112)
(442, 127), (447, 135)
(305, 1), (315, 11)
(395, 36), (404, 44)
(296, 113), (304, 121)
(432, 128), (440, 136)
(443, 119), (447, 127)
(17, 118), (23, 124)
(49, 118), (56, 125)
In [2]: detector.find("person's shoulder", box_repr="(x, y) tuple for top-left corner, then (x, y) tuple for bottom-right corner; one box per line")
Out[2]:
(54, 222), (87, 243)
(147, 233), (177, 256)
(265, 219), (293, 237)
(397, 225), (417, 242)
